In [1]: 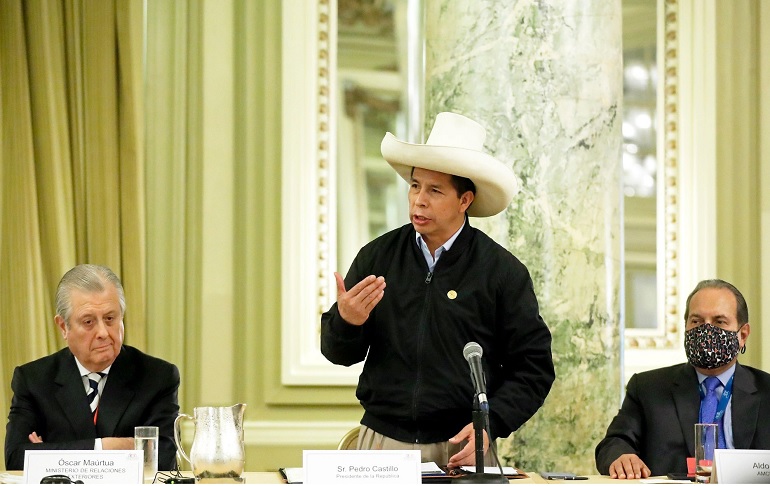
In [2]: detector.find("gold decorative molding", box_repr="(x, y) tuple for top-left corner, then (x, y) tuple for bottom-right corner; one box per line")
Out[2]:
(317, 0), (334, 319)
(626, 0), (680, 350)
(661, 0), (680, 348)
(281, 0), (361, 385)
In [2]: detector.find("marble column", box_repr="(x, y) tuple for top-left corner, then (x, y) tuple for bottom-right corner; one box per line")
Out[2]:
(424, 0), (622, 474)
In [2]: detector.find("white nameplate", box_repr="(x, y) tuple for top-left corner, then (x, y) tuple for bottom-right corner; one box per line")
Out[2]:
(24, 450), (143, 484)
(714, 449), (770, 484)
(303, 450), (421, 484)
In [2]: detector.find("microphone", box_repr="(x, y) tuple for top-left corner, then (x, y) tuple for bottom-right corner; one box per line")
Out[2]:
(456, 342), (508, 484)
(463, 342), (488, 412)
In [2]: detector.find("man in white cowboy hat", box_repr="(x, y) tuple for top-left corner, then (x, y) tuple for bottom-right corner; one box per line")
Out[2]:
(321, 112), (554, 467)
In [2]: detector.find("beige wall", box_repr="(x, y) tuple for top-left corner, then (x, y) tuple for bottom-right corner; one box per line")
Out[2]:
(144, 0), (362, 472)
(713, 0), (769, 371)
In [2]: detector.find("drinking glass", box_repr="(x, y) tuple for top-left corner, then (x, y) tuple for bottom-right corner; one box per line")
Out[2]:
(135, 426), (159, 484)
(694, 423), (718, 483)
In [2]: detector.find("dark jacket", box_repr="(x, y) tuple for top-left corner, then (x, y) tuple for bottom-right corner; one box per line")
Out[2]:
(5, 345), (180, 471)
(595, 362), (770, 476)
(321, 222), (555, 443)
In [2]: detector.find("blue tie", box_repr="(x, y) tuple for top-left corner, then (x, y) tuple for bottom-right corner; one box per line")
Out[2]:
(700, 376), (726, 449)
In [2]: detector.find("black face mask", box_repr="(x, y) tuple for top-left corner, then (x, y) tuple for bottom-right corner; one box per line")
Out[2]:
(684, 323), (741, 369)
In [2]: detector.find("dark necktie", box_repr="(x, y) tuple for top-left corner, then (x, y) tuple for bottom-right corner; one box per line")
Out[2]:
(86, 372), (105, 413)
(700, 376), (726, 448)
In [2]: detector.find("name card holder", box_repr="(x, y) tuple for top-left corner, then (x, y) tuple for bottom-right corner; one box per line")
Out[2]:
(24, 450), (143, 484)
(303, 449), (421, 484)
(714, 449), (770, 484)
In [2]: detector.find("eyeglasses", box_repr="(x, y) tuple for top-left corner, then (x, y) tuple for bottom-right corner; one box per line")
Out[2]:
(40, 475), (84, 484)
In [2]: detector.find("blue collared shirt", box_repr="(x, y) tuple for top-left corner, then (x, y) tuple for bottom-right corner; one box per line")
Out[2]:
(416, 221), (465, 272)
(696, 363), (737, 448)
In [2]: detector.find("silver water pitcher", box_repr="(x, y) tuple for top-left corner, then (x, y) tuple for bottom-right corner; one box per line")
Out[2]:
(174, 404), (246, 481)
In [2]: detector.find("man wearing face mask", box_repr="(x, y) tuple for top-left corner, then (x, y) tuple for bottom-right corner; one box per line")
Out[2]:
(595, 279), (770, 479)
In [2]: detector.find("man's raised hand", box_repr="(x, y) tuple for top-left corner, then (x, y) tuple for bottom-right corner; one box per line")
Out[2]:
(335, 272), (386, 325)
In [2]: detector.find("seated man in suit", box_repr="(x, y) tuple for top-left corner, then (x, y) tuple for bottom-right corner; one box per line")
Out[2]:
(595, 279), (770, 479)
(4, 264), (180, 471)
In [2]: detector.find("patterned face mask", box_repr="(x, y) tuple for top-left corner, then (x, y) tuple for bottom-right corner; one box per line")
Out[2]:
(684, 323), (741, 369)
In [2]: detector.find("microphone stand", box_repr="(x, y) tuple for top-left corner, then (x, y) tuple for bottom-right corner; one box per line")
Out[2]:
(452, 396), (508, 484)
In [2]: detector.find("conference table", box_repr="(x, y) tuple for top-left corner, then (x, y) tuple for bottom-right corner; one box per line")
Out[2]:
(244, 471), (669, 483)
(0, 470), (678, 484)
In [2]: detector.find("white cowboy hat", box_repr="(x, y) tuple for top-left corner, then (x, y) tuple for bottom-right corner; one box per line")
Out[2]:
(380, 112), (519, 217)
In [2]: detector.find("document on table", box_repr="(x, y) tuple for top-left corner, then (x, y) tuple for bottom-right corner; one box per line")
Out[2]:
(460, 465), (520, 475)
(639, 479), (693, 484)
(421, 462), (446, 475)
(279, 467), (303, 484)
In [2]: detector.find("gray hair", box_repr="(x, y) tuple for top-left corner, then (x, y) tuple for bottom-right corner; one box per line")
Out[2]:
(684, 278), (749, 325)
(55, 264), (126, 326)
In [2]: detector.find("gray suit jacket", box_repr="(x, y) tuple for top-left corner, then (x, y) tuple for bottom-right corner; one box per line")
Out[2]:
(4, 345), (180, 471)
(595, 362), (770, 476)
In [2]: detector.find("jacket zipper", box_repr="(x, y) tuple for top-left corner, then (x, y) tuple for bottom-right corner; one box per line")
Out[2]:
(411, 270), (434, 441)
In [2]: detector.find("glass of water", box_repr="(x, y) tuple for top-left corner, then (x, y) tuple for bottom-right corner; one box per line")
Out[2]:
(695, 423), (718, 483)
(134, 426), (159, 483)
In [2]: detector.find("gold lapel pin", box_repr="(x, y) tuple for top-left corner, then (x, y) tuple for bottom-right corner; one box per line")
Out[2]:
(447, 290), (457, 300)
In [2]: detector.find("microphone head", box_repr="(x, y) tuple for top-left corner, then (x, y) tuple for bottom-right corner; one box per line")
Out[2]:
(463, 341), (483, 361)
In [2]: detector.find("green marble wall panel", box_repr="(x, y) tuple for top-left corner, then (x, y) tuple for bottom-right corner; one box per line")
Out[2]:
(424, 0), (623, 474)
